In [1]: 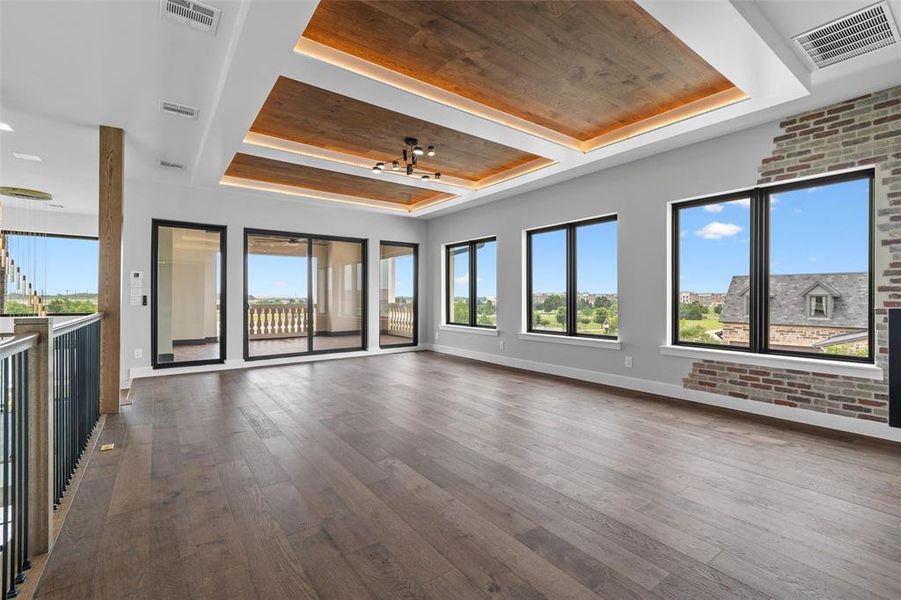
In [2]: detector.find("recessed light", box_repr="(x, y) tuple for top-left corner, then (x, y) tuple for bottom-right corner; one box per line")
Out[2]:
(0, 123), (12, 132)
(12, 152), (41, 162)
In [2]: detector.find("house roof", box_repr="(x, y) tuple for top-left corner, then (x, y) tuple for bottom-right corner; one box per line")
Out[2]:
(721, 272), (867, 328)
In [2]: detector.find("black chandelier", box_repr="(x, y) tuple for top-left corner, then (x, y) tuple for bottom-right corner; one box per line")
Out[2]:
(371, 137), (441, 181)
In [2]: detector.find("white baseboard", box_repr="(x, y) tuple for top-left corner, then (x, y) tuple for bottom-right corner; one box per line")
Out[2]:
(426, 343), (901, 444)
(126, 345), (424, 386)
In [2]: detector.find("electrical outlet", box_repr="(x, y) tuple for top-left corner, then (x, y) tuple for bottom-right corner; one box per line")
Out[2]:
(134, 348), (143, 359)
(499, 340), (505, 350)
(624, 355), (633, 368)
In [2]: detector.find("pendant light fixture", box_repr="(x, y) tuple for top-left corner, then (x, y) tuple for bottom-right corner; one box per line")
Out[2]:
(371, 137), (441, 181)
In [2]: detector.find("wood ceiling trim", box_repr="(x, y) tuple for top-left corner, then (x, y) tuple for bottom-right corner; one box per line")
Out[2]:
(224, 153), (455, 209)
(298, 1), (745, 148)
(249, 76), (548, 183)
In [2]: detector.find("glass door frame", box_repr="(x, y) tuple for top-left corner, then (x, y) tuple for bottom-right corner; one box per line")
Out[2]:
(243, 227), (368, 361)
(379, 241), (418, 349)
(150, 219), (228, 369)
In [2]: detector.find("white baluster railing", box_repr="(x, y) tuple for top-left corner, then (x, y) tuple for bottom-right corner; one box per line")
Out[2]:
(385, 302), (414, 337)
(247, 304), (314, 339)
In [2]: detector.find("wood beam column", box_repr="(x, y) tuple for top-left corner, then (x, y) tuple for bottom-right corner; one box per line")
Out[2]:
(99, 126), (122, 414)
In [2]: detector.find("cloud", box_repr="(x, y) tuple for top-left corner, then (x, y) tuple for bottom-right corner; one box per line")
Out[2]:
(273, 280), (287, 288)
(731, 198), (750, 208)
(695, 222), (743, 240)
(454, 274), (469, 285)
(808, 257), (817, 262)
(703, 204), (724, 213)
(794, 208), (803, 214)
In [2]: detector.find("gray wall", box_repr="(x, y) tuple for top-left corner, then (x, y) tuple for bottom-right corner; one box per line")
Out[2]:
(424, 121), (780, 387)
(120, 178), (427, 386)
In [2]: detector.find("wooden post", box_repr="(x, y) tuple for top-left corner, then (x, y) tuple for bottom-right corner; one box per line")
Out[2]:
(99, 126), (123, 414)
(15, 317), (53, 554)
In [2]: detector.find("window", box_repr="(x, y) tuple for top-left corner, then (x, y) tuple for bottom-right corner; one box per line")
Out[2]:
(672, 170), (873, 362)
(527, 216), (618, 338)
(445, 237), (496, 328)
(152, 221), (226, 368)
(0, 231), (98, 315)
(244, 229), (367, 360)
(379, 241), (417, 348)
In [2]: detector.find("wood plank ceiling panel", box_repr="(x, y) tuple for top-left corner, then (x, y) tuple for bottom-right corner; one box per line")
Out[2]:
(250, 76), (549, 182)
(301, 0), (739, 141)
(225, 153), (444, 206)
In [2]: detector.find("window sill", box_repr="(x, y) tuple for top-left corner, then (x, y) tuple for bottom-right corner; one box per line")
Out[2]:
(518, 332), (621, 350)
(439, 324), (499, 337)
(659, 345), (883, 380)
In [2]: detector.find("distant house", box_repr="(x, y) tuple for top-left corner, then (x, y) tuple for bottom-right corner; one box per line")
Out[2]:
(720, 272), (868, 352)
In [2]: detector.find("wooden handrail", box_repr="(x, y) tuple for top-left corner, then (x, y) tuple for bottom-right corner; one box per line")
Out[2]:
(0, 332), (39, 360)
(52, 312), (104, 338)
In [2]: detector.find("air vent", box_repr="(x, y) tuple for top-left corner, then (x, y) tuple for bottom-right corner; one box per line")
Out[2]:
(160, 100), (199, 119)
(793, 1), (899, 68)
(0, 187), (53, 201)
(160, 160), (186, 170)
(161, 0), (221, 35)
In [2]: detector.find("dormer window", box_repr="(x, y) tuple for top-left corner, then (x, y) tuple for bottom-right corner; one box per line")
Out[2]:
(809, 295), (828, 318)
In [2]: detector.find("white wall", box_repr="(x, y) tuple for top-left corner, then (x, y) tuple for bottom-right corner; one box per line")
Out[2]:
(424, 121), (780, 387)
(121, 178), (426, 386)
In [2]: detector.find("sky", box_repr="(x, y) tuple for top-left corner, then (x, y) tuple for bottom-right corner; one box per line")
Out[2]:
(531, 221), (618, 294)
(678, 178), (869, 293)
(451, 240), (497, 299)
(5, 234), (98, 295)
(247, 254), (308, 298)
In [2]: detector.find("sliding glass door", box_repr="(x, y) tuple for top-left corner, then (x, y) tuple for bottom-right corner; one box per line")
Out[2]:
(379, 242), (417, 348)
(244, 229), (367, 359)
(152, 220), (226, 368)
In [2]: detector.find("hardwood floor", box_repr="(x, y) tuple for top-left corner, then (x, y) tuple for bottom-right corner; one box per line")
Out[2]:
(34, 351), (901, 599)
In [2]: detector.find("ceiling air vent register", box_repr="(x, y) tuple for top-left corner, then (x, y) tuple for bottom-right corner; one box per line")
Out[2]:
(161, 0), (221, 35)
(160, 100), (199, 119)
(159, 160), (186, 170)
(793, 1), (899, 69)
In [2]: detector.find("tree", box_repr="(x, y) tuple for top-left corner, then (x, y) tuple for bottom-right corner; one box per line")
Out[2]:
(555, 307), (567, 325)
(534, 312), (546, 326)
(593, 296), (612, 309)
(679, 301), (705, 320)
(594, 307), (608, 324)
(542, 293), (565, 312)
(453, 299), (469, 323)
(713, 304), (723, 315)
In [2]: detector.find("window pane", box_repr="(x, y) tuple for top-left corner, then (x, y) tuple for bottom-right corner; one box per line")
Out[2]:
(575, 220), (617, 336)
(155, 225), (223, 364)
(768, 178), (870, 358)
(312, 239), (365, 352)
(380, 243), (415, 346)
(246, 234), (309, 358)
(677, 198), (750, 347)
(448, 244), (470, 324)
(530, 228), (567, 332)
(1, 232), (98, 315)
(475, 240), (496, 327)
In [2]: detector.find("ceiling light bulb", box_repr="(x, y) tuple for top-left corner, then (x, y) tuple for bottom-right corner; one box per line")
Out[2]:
(372, 165), (383, 174)
(413, 146), (424, 156)
(392, 161), (399, 170)
(0, 123), (12, 132)
(426, 146), (435, 156)
(421, 174), (430, 181)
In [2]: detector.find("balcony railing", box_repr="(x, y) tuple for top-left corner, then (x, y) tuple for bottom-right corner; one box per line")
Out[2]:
(382, 302), (414, 337)
(247, 303), (315, 339)
(0, 314), (103, 599)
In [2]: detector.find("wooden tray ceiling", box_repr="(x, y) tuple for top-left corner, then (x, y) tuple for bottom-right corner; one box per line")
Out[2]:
(249, 76), (551, 183)
(301, 0), (741, 143)
(225, 153), (451, 209)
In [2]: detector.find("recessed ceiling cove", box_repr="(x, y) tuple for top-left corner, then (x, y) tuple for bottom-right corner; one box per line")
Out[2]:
(247, 76), (553, 187)
(299, 0), (746, 149)
(223, 152), (455, 211)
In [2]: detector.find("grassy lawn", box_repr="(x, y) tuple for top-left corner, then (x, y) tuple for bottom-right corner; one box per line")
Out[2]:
(531, 310), (617, 335)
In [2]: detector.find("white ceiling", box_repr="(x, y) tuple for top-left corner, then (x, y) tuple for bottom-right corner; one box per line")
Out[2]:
(1, 0), (900, 219)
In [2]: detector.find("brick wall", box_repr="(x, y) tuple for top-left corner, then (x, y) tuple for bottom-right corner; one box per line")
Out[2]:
(684, 85), (901, 424)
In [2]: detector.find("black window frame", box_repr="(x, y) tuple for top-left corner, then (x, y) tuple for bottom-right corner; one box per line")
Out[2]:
(151, 219), (228, 370)
(243, 227), (368, 361)
(0, 230), (99, 317)
(671, 169), (875, 364)
(526, 214), (618, 339)
(379, 240), (418, 349)
(445, 236), (496, 329)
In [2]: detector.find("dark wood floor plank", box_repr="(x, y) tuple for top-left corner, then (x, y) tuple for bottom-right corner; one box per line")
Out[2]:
(33, 351), (901, 600)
